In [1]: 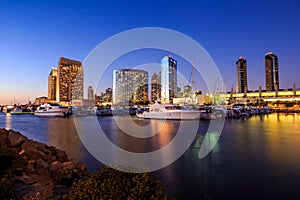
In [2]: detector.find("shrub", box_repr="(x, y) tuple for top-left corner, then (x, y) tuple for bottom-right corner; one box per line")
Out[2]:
(66, 166), (174, 200)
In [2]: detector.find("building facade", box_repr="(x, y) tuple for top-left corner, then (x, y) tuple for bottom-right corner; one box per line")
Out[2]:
(151, 72), (161, 102)
(113, 69), (148, 105)
(96, 87), (112, 105)
(56, 57), (83, 103)
(48, 68), (57, 100)
(183, 85), (192, 98)
(161, 56), (177, 103)
(87, 85), (94, 100)
(236, 56), (248, 93)
(265, 52), (279, 91)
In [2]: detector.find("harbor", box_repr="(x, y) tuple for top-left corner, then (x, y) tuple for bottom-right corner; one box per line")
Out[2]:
(1, 102), (300, 119)
(1, 112), (300, 199)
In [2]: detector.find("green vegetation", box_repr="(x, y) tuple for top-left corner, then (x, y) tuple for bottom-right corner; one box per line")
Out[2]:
(66, 166), (174, 200)
(0, 144), (174, 199)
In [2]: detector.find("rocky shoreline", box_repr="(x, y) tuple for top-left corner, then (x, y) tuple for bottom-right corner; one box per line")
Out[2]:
(0, 128), (88, 199)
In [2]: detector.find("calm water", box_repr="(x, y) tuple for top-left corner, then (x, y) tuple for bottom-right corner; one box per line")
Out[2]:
(1, 112), (300, 199)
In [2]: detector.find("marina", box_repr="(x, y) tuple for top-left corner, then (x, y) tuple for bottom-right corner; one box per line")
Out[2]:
(0, 112), (299, 199)
(2, 103), (299, 120)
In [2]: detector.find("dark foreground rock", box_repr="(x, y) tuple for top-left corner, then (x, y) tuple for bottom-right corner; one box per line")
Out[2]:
(0, 128), (88, 199)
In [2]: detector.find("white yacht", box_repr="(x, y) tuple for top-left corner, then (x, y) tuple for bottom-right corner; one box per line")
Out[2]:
(10, 107), (34, 115)
(35, 103), (70, 117)
(136, 102), (200, 120)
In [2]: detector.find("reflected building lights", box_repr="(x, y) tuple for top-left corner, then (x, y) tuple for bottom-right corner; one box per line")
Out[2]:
(5, 114), (11, 130)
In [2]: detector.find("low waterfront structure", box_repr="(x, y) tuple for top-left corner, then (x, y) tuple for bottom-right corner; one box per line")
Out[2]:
(223, 89), (300, 104)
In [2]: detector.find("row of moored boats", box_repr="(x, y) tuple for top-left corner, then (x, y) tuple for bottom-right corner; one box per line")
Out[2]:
(2, 102), (273, 120)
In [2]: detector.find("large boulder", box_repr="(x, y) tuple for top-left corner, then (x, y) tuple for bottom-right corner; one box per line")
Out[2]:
(8, 130), (28, 147)
(35, 159), (50, 174)
(0, 128), (9, 146)
(49, 146), (68, 163)
(1, 129), (89, 199)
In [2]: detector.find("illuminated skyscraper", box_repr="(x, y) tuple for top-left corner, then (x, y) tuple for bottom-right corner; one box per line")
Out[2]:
(151, 72), (161, 102)
(161, 56), (177, 103)
(236, 56), (248, 93)
(87, 85), (94, 100)
(56, 57), (83, 103)
(48, 67), (57, 100)
(113, 68), (148, 105)
(265, 52), (279, 91)
(184, 85), (192, 97)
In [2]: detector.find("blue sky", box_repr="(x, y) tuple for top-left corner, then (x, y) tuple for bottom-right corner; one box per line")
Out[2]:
(0, 0), (300, 104)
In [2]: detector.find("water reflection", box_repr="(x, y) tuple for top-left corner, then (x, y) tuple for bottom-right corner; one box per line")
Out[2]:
(5, 113), (11, 129)
(1, 113), (300, 199)
(46, 117), (84, 161)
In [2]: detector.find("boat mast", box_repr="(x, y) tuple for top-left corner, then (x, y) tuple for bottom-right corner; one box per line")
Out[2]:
(192, 62), (194, 93)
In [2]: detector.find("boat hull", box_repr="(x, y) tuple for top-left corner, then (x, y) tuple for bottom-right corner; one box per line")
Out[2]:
(137, 110), (200, 120)
(10, 112), (34, 115)
(34, 110), (66, 117)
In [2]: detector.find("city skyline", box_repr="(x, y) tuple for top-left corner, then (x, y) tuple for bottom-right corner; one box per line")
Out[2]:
(3, 51), (299, 105)
(1, 1), (300, 104)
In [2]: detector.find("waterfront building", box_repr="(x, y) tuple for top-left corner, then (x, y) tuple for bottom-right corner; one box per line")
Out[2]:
(113, 68), (148, 105)
(48, 67), (57, 100)
(95, 88), (112, 105)
(184, 85), (193, 98)
(236, 56), (248, 93)
(87, 85), (94, 100)
(34, 96), (49, 106)
(222, 87), (300, 104)
(56, 57), (83, 103)
(151, 72), (161, 102)
(265, 52), (279, 91)
(161, 56), (177, 103)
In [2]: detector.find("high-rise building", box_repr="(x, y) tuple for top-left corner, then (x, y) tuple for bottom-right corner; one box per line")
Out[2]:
(96, 87), (113, 104)
(236, 56), (248, 93)
(151, 72), (161, 102)
(161, 56), (177, 103)
(265, 52), (279, 91)
(113, 68), (148, 105)
(48, 67), (57, 100)
(56, 57), (83, 103)
(87, 85), (94, 100)
(184, 85), (192, 97)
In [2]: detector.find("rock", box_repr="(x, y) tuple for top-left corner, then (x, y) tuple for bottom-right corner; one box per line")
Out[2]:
(51, 147), (68, 162)
(8, 130), (28, 147)
(62, 162), (75, 180)
(14, 174), (35, 185)
(50, 161), (62, 172)
(21, 140), (49, 161)
(0, 128), (9, 146)
(22, 139), (47, 152)
(62, 161), (75, 170)
(1, 129), (89, 199)
(36, 159), (50, 170)
(27, 160), (36, 173)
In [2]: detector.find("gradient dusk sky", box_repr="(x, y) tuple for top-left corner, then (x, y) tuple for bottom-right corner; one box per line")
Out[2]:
(0, 0), (300, 105)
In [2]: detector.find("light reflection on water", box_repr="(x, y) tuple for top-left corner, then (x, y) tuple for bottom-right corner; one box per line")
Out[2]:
(0, 112), (300, 199)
